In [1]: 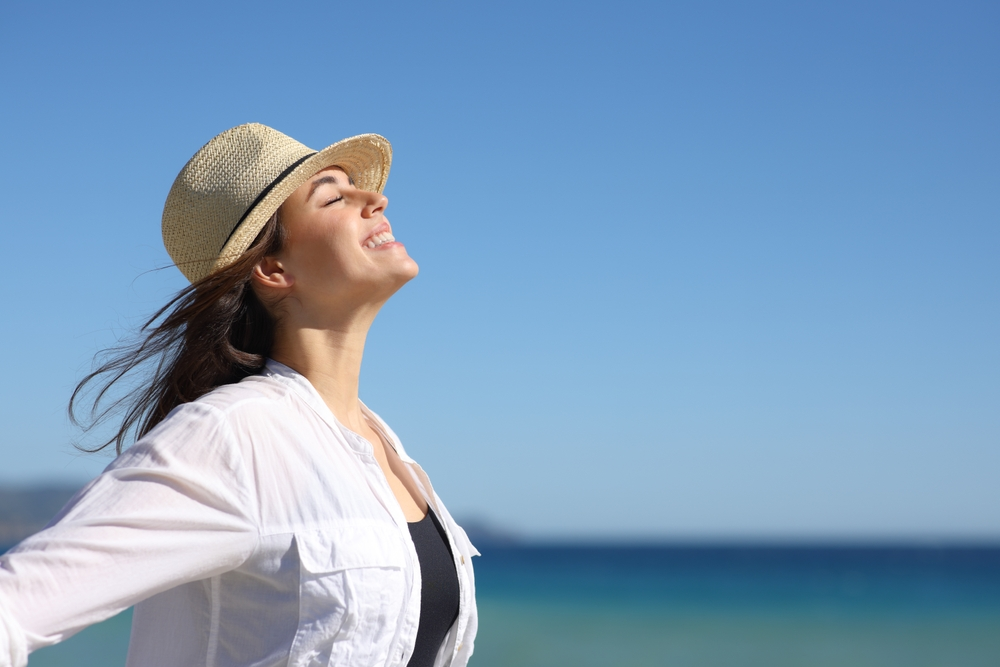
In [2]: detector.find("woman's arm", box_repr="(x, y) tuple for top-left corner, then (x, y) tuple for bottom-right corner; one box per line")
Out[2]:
(0, 401), (259, 667)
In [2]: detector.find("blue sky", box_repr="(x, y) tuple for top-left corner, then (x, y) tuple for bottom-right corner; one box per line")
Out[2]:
(1, 1), (997, 540)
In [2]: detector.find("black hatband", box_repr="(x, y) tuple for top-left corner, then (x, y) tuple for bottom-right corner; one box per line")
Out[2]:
(222, 151), (318, 248)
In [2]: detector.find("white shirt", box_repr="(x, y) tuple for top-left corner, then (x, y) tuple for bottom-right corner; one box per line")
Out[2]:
(0, 360), (479, 667)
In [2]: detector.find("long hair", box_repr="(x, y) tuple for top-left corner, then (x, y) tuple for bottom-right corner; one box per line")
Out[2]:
(70, 212), (286, 454)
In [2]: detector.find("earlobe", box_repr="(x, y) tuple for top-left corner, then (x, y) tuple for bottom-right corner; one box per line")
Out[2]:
(253, 257), (294, 289)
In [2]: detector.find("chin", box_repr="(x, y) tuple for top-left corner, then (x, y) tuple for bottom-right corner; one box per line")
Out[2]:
(381, 259), (419, 296)
(402, 257), (419, 279)
(391, 253), (419, 281)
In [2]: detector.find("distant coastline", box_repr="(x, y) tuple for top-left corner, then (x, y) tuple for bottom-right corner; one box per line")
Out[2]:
(0, 483), (82, 545)
(2, 483), (999, 550)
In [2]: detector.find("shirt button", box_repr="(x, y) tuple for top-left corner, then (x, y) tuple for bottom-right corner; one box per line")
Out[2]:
(457, 643), (463, 651)
(460, 555), (465, 564)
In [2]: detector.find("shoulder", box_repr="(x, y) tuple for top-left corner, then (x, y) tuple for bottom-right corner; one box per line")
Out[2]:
(194, 372), (297, 417)
(122, 373), (297, 463)
(180, 372), (303, 428)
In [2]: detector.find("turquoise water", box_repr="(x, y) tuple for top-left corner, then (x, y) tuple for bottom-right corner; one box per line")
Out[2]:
(22, 545), (1000, 667)
(471, 545), (1000, 667)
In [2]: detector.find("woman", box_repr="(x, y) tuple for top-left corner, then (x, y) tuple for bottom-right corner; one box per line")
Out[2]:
(0, 123), (478, 667)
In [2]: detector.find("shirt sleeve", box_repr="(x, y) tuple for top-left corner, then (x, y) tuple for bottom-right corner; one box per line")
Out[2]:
(0, 401), (260, 666)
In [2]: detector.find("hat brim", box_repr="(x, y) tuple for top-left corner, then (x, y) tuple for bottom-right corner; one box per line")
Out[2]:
(210, 133), (392, 278)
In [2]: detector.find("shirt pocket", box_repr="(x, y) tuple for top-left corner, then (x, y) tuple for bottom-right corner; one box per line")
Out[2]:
(290, 522), (408, 667)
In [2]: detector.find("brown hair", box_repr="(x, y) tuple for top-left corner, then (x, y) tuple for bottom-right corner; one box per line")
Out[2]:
(70, 212), (286, 454)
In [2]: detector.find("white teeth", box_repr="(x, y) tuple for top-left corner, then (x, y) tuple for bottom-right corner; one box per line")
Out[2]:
(365, 232), (395, 248)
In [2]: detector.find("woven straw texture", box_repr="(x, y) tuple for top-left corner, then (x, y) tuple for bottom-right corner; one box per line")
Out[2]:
(162, 123), (391, 282)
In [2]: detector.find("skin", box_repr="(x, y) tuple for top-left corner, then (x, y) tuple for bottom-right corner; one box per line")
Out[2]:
(252, 166), (427, 521)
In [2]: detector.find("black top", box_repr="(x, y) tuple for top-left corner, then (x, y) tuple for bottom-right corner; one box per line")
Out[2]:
(406, 509), (460, 667)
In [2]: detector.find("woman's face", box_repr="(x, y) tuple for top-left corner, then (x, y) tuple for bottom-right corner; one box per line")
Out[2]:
(260, 167), (419, 316)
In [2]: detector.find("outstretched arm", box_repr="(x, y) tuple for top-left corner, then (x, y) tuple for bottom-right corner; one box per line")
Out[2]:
(0, 402), (259, 667)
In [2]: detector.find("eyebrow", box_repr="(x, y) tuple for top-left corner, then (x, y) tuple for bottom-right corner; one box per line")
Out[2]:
(306, 172), (356, 202)
(306, 175), (342, 202)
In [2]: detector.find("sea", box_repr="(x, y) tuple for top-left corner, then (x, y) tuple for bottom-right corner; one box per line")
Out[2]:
(10, 543), (1000, 667)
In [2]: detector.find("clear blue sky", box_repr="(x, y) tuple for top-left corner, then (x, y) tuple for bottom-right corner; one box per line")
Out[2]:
(1, 1), (997, 540)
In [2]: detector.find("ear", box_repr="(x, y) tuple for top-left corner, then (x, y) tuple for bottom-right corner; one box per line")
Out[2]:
(252, 256), (294, 290)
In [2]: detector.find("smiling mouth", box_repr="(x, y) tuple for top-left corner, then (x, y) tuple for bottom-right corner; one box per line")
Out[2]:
(365, 231), (396, 249)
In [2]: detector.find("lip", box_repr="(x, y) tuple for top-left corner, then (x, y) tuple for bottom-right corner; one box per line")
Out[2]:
(361, 221), (392, 247)
(369, 240), (402, 251)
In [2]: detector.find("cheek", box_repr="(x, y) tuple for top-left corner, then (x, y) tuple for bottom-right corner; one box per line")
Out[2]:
(287, 228), (361, 280)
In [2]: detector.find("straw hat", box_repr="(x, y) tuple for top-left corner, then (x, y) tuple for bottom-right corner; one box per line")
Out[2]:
(162, 123), (392, 283)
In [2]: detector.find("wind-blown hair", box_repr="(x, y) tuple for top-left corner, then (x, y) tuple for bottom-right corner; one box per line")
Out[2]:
(70, 212), (285, 454)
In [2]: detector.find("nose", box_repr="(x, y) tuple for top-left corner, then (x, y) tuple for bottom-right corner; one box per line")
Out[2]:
(361, 191), (388, 218)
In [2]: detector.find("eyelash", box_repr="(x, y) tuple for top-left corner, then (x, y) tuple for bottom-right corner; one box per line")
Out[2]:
(323, 196), (344, 207)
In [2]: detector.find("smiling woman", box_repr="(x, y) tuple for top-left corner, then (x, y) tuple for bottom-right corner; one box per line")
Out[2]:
(264, 165), (419, 332)
(0, 124), (478, 667)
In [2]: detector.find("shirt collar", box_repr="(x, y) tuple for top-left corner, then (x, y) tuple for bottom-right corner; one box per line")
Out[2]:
(261, 359), (413, 462)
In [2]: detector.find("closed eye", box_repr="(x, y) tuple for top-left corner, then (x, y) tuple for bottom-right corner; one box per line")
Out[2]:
(323, 196), (344, 207)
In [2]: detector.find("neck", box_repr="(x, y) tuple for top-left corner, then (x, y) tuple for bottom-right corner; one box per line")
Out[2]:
(269, 306), (379, 433)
